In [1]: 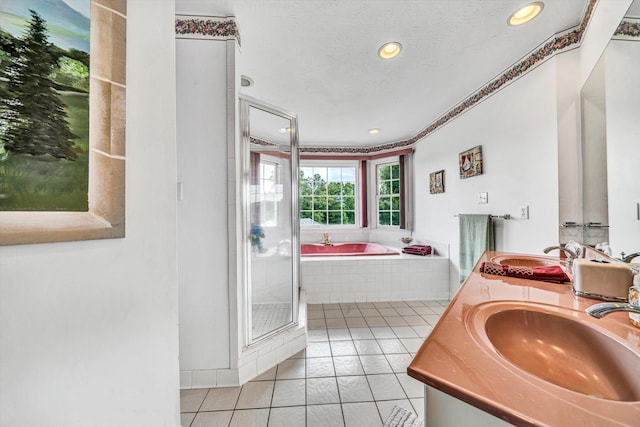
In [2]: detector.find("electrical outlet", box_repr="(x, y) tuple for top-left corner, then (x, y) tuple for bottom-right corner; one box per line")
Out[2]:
(519, 205), (529, 219)
(478, 192), (488, 204)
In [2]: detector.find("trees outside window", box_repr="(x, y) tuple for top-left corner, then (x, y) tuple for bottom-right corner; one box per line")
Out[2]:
(377, 162), (400, 227)
(300, 165), (356, 226)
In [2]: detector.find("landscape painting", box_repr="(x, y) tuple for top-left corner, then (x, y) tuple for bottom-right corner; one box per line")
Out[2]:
(0, 0), (90, 211)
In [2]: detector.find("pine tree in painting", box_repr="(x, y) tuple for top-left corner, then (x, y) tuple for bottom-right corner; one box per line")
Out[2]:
(0, 9), (77, 160)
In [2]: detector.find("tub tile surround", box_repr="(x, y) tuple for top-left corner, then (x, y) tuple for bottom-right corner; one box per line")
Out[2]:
(301, 240), (450, 304)
(302, 255), (449, 303)
(180, 299), (447, 426)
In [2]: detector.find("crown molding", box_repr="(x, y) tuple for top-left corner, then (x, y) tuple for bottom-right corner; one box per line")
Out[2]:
(613, 18), (640, 40)
(175, 15), (240, 45)
(302, 0), (598, 154)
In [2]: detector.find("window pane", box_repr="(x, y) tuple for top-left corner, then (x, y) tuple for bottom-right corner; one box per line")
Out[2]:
(312, 168), (327, 181)
(328, 211), (342, 225)
(343, 196), (355, 210)
(327, 182), (342, 196)
(263, 163), (276, 178)
(343, 211), (355, 224)
(300, 164), (358, 227)
(379, 182), (390, 195)
(376, 161), (401, 227)
(392, 212), (400, 226)
(342, 168), (355, 181)
(342, 182), (355, 196)
(327, 196), (340, 210)
(313, 197), (326, 210)
(300, 167), (313, 180)
(313, 211), (326, 224)
(392, 196), (400, 210)
(379, 212), (390, 225)
(300, 180), (313, 196)
(300, 211), (312, 219)
(379, 196), (390, 211)
(378, 165), (390, 180)
(313, 181), (326, 195)
(391, 164), (400, 179)
(327, 167), (342, 181)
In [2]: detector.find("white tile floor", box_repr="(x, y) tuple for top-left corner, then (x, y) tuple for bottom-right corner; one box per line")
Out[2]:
(180, 300), (448, 427)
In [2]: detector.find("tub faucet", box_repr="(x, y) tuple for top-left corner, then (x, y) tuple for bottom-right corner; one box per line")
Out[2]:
(586, 302), (640, 318)
(620, 252), (640, 263)
(543, 245), (578, 268)
(321, 233), (331, 246)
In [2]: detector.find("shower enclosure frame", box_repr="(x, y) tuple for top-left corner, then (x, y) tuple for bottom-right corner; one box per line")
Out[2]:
(239, 95), (300, 347)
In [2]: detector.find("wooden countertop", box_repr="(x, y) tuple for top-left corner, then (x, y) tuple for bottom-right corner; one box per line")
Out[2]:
(407, 251), (640, 426)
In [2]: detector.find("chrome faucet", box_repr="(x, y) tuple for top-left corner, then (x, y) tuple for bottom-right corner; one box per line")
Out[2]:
(321, 233), (331, 246)
(586, 302), (640, 318)
(620, 252), (640, 263)
(543, 245), (578, 268)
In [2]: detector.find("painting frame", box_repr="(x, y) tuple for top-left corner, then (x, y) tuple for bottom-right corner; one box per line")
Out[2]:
(459, 145), (483, 179)
(0, 1), (127, 246)
(429, 170), (445, 194)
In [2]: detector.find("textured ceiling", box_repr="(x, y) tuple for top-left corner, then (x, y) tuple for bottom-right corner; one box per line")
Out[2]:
(177, 1), (593, 147)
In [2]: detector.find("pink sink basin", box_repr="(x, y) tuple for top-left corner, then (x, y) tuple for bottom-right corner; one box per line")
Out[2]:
(481, 307), (640, 401)
(490, 255), (561, 268)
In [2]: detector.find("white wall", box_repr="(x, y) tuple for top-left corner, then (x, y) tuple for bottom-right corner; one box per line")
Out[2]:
(176, 39), (230, 372)
(558, 0), (632, 246)
(0, 1), (180, 426)
(577, 0), (633, 87)
(605, 40), (640, 256)
(413, 59), (560, 296)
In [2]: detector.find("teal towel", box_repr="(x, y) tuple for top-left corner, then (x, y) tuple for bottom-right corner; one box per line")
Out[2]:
(459, 214), (495, 284)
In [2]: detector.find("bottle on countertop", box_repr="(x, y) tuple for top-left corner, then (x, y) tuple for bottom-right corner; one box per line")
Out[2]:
(629, 273), (640, 328)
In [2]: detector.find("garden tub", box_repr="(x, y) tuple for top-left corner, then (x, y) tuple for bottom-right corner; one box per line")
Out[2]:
(300, 242), (449, 303)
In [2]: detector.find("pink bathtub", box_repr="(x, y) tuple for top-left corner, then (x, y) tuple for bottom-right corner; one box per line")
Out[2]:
(301, 242), (399, 257)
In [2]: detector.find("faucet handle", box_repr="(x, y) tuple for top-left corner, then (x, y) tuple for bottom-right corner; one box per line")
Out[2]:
(565, 240), (583, 258)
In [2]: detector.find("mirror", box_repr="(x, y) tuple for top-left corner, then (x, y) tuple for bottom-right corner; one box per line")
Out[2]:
(240, 97), (300, 344)
(579, 3), (640, 257)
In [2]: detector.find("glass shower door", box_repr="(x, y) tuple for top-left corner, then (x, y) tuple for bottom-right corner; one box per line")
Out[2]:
(241, 97), (299, 344)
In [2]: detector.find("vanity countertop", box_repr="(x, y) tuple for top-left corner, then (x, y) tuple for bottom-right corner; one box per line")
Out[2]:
(408, 250), (640, 426)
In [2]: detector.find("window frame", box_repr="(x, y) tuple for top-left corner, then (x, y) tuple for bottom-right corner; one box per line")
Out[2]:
(0, 1), (126, 246)
(255, 154), (283, 229)
(299, 159), (360, 228)
(370, 156), (402, 229)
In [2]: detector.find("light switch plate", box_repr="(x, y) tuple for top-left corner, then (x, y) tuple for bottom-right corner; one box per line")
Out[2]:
(478, 192), (488, 204)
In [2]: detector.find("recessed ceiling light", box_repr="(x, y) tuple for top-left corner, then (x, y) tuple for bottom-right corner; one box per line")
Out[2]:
(241, 75), (254, 87)
(368, 128), (380, 135)
(508, 2), (544, 26)
(378, 42), (402, 59)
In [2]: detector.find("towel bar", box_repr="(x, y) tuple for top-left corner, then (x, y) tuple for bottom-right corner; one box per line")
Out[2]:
(454, 214), (511, 219)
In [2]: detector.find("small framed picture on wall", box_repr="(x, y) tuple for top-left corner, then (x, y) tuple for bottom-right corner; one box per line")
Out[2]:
(429, 170), (445, 194)
(459, 145), (483, 179)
